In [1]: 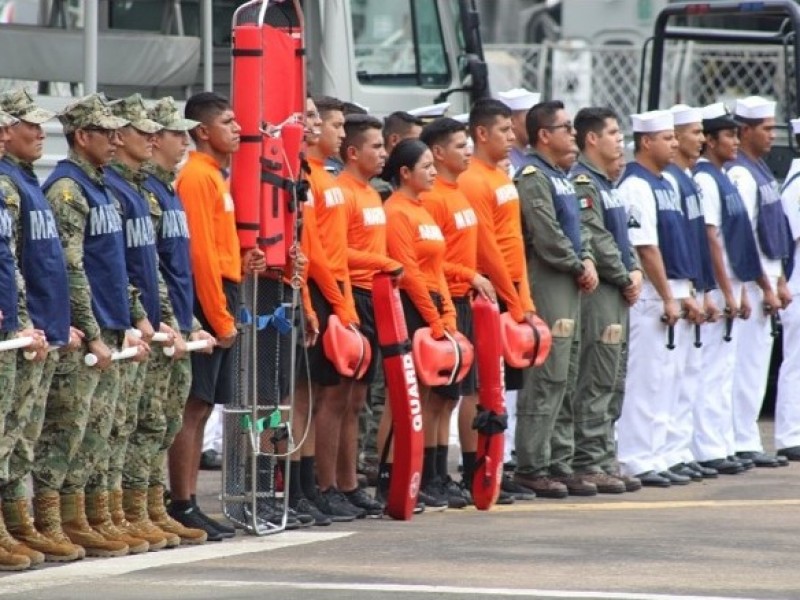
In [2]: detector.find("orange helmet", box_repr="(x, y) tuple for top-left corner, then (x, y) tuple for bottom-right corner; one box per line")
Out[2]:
(499, 312), (552, 368)
(323, 315), (372, 380)
(412, 328), (474, 387)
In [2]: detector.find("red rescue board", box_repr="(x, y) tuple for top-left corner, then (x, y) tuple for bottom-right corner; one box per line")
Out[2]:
(372, 273), (423, 520)
(471, 296), (507, 510)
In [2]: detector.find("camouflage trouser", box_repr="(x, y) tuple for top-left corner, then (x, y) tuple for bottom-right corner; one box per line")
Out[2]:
(149, 351), (191, 487)
(0, 332), (19, 483)
(62, 330), (124, 495)
(33, 330), (114, 494)
(106, 360), (147, 491)
(123, 348), (170, 490)
(3, 352), (58, 501)
(359, 357), (385, 467)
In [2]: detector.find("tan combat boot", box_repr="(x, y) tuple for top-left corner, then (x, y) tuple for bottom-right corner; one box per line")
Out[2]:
(148, 485), (207, 545)
(4, 497), (80, 562)
(85, 491), (149, 554)
(61, 492), (129, 558)
(0, 545), (29, 571)
(33, 492), (86, 560)
(0, 500), (43, 566)
(119, 488), (176, 549)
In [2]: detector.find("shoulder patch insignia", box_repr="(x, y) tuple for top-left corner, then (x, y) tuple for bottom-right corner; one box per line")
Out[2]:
(579, 196), (593, 210)
(520, 165), (537, 176)
(627, 205), (642, 229)
(61, 190), (73, 202)
(574, 174), (591, 184)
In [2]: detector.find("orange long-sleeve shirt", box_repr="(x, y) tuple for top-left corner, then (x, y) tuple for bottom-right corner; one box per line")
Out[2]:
(457, 157), (535, 321)
(420, 176), (479, 298)
(338, 170), (402, 291)
(176, 151), (241, 337)
(305, 158), (357, 324)
(385, 190), (456, 333)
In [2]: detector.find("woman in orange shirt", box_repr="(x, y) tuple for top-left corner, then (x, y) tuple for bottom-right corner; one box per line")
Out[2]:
(383, 138), (460, 510)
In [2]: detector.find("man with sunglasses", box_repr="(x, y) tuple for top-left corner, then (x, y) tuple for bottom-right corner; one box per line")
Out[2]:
(512, 101), (599, 499)
(42, 93), (147, 557)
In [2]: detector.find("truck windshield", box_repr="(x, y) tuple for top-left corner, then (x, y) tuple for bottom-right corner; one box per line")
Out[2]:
(353, 0), (450, 87)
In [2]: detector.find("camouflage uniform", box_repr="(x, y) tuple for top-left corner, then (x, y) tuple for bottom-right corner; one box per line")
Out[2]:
(39, 96), (132, 496)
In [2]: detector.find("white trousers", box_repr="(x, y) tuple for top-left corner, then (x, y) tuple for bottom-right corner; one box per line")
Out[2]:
(617, 292), (686, 476)
(732, 281), (774, 453)
(692, 286), (740, 461)
(504, 390), (517, 462)
(203, 404), (224, 453)
(775, 290), (800, 449)
(663, 314), (701, 467)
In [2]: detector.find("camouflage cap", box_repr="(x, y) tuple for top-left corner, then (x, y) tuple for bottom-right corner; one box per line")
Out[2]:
(0, 89), (55, 124)
(108, 94), (163, 134)
(0, 110), (17, 128)
(58, 93), (129, 133)
(148, 96), (199, 132)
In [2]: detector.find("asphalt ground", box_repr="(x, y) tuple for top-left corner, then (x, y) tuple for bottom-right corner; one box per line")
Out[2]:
(1, 420), (797, 600)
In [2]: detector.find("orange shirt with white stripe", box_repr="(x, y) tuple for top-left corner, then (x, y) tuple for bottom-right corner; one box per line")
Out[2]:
(420, 176), (479, 299)
(176, 150), (241, 337)
(305, 158), (358, 325)
(385, 190), (456, 337)
(338, 170), (402, 291)
(457, 157), (535, 321)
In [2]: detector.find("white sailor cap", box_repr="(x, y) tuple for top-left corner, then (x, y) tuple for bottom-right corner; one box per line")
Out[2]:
(630, 110), (674, 133)
(452, 113), (469, 124)
(734, 96), (776, 120)
(701, 102), (740, 132)
(670, 104), (702, 126)
(496, 88), (541, 112)
(407, 102), (450, 118)
(792, 118), (800, 135)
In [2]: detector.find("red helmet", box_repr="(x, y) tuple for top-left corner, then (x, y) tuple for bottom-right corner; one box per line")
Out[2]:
(412, 328), (474, 387)
(499, 312), (552, 368)
(323, 315), (372, 380)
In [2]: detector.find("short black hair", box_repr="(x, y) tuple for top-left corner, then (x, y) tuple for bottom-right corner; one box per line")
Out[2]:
(313, 95), (344, 119)
(574, 107), (618, 151)
(342, 101), (368, 116)
(737, 116), (765, 128)
(633, 132), (646, 154)
(468, 98), (511, 138)
(526, 100), (565, 147)
(341, 113), (383, 161)
(383, 111), (423, 142)
(185, 91), (230, 142)
(419, 117), (466, 150)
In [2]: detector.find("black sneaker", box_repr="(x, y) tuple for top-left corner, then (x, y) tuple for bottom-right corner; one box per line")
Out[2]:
(168, 504), (224, 542)
(496, 489), (515, 505)
(290, 496), (332, 526)
(343, 487), (384, 518)
(440, 477), (468, 509)
(314, 488), (359, 522)
(243, 500), (301, 531)
(191, 499), (235, 537)
(417, 483), (448, 512)
(413, 501), (425, 514)
(501, 474), (536, 500)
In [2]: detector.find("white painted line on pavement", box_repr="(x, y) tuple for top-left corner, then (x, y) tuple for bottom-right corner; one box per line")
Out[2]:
(0, 531), (352, 596)
(124, 579), (785, 600)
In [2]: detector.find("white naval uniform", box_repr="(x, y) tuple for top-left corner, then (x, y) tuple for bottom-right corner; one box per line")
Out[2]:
(775, 158), (800, 450)
(692, 163), (742, 460)
(726, 161), (783, 453)
(615, 174), (693, 476)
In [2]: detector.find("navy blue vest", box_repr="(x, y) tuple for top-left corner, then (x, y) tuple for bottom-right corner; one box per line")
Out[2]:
(105, 167), (161, 327)
(0, 159), (70, 344)
(620, 162), (695, 280)
(693, 161), (762, 282)
(143, 174), (194, 332)
(571, 161), (632, 270)
(518, 153), (582, 254)
(665, 164), (715, 291)
(43, 160), (129, 330)
(727, 153), (791, 261)
(0, 194), (18, 332)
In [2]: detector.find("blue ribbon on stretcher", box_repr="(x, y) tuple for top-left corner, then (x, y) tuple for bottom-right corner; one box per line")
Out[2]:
(238, 303), (292, 334)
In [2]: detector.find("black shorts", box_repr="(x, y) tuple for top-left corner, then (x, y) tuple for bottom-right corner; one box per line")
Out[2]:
(298, 280), (342, 387)
(191, 279), (240, 405)
(353, 287), (379, 385)
(435, 295), (476, 401)
(497, 294), (523, 392)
